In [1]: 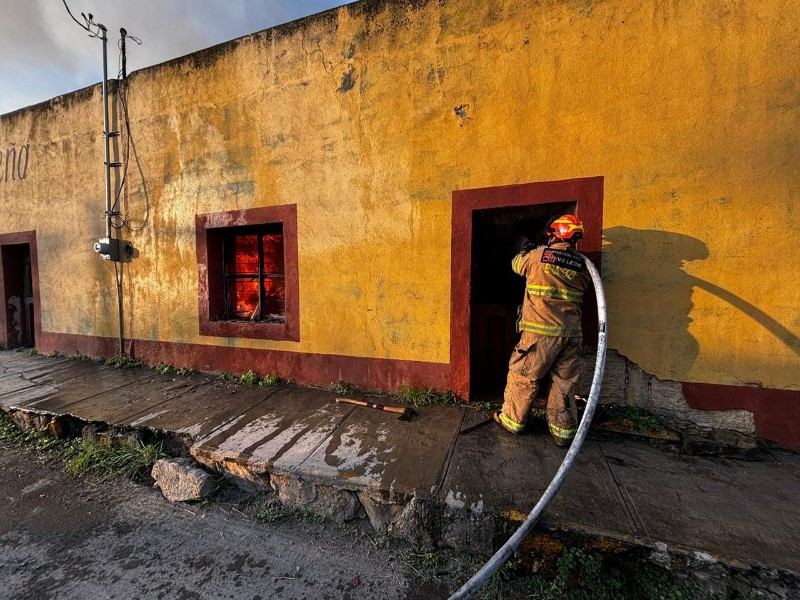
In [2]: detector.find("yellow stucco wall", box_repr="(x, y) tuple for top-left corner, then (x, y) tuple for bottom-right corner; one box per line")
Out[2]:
(1, 0), (798, 390)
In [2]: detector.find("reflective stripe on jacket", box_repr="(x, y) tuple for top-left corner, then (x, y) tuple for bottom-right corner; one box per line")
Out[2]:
(512, 243), (589, 338)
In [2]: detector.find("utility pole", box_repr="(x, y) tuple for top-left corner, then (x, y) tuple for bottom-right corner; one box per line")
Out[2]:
(63, 2), (135, 357)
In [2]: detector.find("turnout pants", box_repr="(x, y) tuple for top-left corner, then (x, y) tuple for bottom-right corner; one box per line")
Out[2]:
(500, 333), (584, 442)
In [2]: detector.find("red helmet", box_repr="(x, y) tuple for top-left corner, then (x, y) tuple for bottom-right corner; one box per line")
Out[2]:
(548, 214), (584, 242)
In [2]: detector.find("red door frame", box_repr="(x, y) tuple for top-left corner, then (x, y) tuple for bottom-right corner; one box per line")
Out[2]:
(450, 177), (604, 399)
(0, 230), (41, 349)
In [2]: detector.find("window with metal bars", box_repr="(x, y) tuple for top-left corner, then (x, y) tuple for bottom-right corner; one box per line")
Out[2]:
(197, 204), (298, 341)
(222, 224), (285, 322)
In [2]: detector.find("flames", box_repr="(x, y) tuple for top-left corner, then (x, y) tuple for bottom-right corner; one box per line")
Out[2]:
(226, 234), (285, 320)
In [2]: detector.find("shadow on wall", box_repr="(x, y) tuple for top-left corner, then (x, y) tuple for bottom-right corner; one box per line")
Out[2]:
(602, 227), (800, 382)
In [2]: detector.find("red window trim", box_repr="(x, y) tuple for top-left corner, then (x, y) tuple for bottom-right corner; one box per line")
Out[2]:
(196, 205), (299, 341)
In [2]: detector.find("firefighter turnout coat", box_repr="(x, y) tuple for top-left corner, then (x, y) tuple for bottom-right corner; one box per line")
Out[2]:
(512, 242), (589, 338)
(498, 241), (590, 441)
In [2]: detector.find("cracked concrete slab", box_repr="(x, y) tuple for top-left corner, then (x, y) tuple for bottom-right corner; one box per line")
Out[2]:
(299, 402), (464, 496)
(6, 369), (156, 413)
(602, 438), (800, 573)
(0, 361), (117, 410)
(116, 377), (272, 441)
(53, 375), (213, 425)
(440, 421), (638, 536)
(0, 359), (97, 402)
(0, 356), (73, 381)
(192, 387), (352, 477)
(0, 377), (42, 403)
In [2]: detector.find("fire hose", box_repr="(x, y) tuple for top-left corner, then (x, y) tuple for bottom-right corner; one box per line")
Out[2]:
(449, 254), (608, 600)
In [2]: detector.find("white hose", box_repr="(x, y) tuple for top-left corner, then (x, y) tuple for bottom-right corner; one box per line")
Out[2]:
(449, 254), (608, 600)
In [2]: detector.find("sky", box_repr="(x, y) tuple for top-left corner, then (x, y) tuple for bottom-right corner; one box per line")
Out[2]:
(0, 0), (356, 115)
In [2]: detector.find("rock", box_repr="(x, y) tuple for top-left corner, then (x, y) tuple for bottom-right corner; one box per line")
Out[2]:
(151, 458), (215, 502)
(81, 425), (143, 448)
(271, 474), (361, 523)
(357, 491), (405, 534)
(441, 508), (495, 554)
(12, 410), (81, 439)
(81, 424), (103, 444)
(389, 493), (443, 550)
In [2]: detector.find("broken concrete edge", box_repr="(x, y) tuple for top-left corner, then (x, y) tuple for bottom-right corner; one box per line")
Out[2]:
(3, 405), (798, 592)
(175, 444), (800, 585)
(189, 446), (418, 528)
(523, 520), (800, 594)
(589, 420), (766, 459)
(2, 406), (195, 455)
(7, 406), (86, 439)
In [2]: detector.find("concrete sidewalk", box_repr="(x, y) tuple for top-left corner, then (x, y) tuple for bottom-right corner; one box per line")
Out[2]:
(1, 350), (798, 579)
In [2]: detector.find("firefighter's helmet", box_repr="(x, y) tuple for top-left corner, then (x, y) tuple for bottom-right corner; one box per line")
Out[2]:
(548, 214), (584, 242)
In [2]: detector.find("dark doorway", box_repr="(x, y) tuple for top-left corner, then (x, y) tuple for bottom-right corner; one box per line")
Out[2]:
(470, 201), (576, 401)
(1, 243), (36, 348)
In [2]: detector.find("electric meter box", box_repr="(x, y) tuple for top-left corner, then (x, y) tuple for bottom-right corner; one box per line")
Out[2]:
(94, 237), (120, 261)
(94, 238), (136, 262)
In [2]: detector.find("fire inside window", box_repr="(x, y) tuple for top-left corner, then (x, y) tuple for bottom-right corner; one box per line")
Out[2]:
(223, 224), (285, 322)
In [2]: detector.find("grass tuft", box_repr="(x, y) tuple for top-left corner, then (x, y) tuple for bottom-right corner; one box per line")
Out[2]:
(63, 438), (165, 482)
(394, 386), (460, 408)
(240, 370), (261, 385)
(255, 502), (325, 525)
(341, 524), (392, 550)
(103, 354), (144, 369)
(260, 374), (281, 387)
(156, 364), (197, 377)
(400, 547), (697, 600)
(333, 380), (364, 395)
(598, 405), (669, 432)
(175, 366), (198, 376)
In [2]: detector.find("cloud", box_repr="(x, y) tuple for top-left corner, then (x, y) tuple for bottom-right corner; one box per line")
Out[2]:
(0, 0), (354, 114)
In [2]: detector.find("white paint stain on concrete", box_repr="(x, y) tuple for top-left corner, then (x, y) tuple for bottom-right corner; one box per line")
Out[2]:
(193, 414), (246, 446)
(470, 497), (484, 515)
(216, 414), (282, 454)
(325, 423), (396, 482)
(128, 410), (169, 427)
(176, 423), (203, 438)
(267, 407), (351, 469)
(445, 490), (466, 509)
(445, 489), (484, 515)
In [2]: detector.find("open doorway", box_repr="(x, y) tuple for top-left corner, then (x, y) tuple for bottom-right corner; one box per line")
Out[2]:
(450, 177), (603, 401)
(470, 202), (576, 401)
(0, 235), (38, 349)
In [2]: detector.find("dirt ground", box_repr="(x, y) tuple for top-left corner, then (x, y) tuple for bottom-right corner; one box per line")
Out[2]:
(0, 441), (451, 600)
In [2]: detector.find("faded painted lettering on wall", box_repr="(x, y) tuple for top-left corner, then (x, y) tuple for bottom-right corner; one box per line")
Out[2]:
(0, 143), (29, 183)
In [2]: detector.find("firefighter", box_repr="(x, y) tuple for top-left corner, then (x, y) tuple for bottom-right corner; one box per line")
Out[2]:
(494, 214), (590, 446)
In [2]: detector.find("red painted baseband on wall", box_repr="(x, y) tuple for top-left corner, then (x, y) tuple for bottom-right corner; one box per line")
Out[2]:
(32, 332), (798, 449)
(37, 331), (450, 394)
(683, 382), (800, 450)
